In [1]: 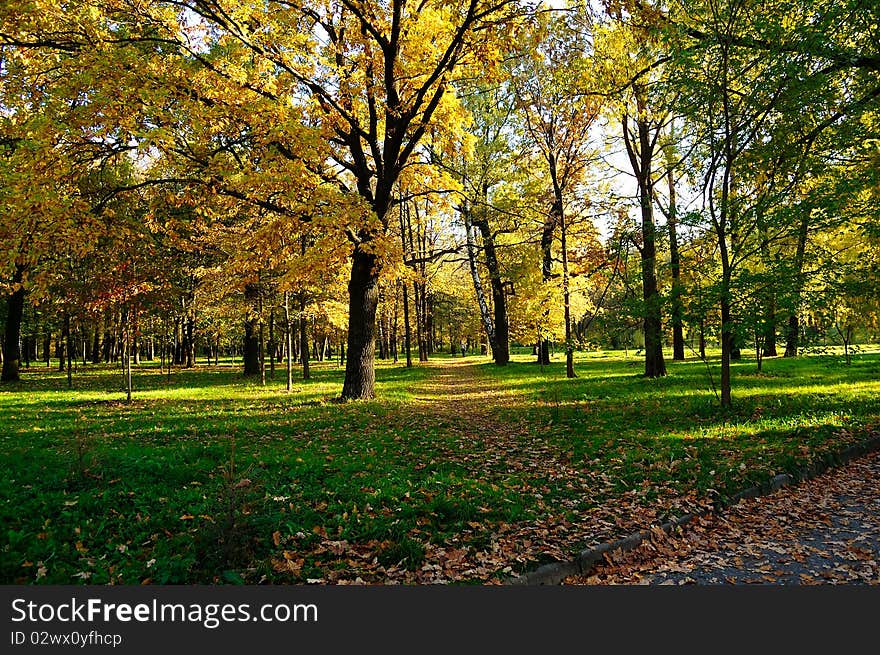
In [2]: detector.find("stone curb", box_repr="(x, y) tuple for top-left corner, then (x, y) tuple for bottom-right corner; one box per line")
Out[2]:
(505, 431), (880, 586)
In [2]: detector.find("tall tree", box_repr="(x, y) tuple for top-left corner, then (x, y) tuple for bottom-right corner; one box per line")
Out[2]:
(514, 7), (603, 378)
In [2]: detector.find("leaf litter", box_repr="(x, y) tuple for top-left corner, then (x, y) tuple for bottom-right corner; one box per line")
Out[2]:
(564, 450), (880, 585)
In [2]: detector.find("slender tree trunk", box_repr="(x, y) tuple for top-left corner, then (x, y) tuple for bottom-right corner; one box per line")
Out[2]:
(547, 156), (575, 379)
(463, 206), (495, 355)
(91, 324), (101, 364)
(763, 300), (778, 357)
(699, 319), (706, 360)
(258, 278), (266, 386)
(720, 288), (733, 408)
(391, 285), (399, 364)
(473, 215), (510, 366)
(413, 281), (426, 362)
(122, 308), (132, 402)
(538, 212), (555, 366)
(268, 306), (275, 379)
(561, 214), (575, 379)
(299, 295), (310, 381)
(667, 165), (685, 361)
(64, 313), (72, 388)
(185, 314), (194, 368)
(784, 211), (810, 357)
(401, 280), (413, 368)
(284, 292), (292, 391)
(377, 314), (388, 359)
(243, 283), (261, 376)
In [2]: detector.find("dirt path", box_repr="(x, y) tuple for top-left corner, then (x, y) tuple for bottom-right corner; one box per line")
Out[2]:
(364, 358), (624, 582)
(324, 359), (880, 585)
(564, 450), (880, 585)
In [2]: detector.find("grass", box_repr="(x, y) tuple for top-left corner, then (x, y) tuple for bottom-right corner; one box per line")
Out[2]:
(1, 346), (878, 584)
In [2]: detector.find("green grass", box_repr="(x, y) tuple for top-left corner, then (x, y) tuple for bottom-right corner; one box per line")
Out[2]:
(2, 347), (878, 584)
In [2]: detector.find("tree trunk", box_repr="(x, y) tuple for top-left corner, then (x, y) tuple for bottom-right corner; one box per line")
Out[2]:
(284, 292), (292, 391)
(473, 215), (510, 366)
(258, 279), (266, 386)
(185, 315), (195, 368)
(547, 156), (575, 378)
(377, 314), (388, 359)
(64, 313), (72, 388)
(720, 293), (732, 408)
(341, 247), (379, 399)
(667, 165), (685, 361)
(122, 308), (132, 402)
(699, 319), (706, 360)
(91, 324), (101, 364)
(401, 280), (413, 368)
(299, 295), (310, 381)
(243, 283), (261, 376)
(413, 281), (427, 362)
(538, 211), (555, 366)
(463, 206), (495, 356)
(784, 211), (810, 357)
(268, 306), (275, 379)
(391, 285), (399, 364)
(1, 266), (25, 382)
(763, 299), (778, 357)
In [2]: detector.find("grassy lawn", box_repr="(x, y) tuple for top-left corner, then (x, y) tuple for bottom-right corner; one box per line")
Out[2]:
(2, 347), (878, 584)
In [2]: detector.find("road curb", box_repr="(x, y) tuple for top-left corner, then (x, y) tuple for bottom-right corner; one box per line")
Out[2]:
(505, 430), (880, 585)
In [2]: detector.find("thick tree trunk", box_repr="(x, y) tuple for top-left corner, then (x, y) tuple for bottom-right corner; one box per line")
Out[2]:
(341, 247), (379, 399)
(1, 266), (25, 382)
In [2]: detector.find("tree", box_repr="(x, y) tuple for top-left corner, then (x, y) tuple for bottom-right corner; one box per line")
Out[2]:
(514, 7), (603, 378)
